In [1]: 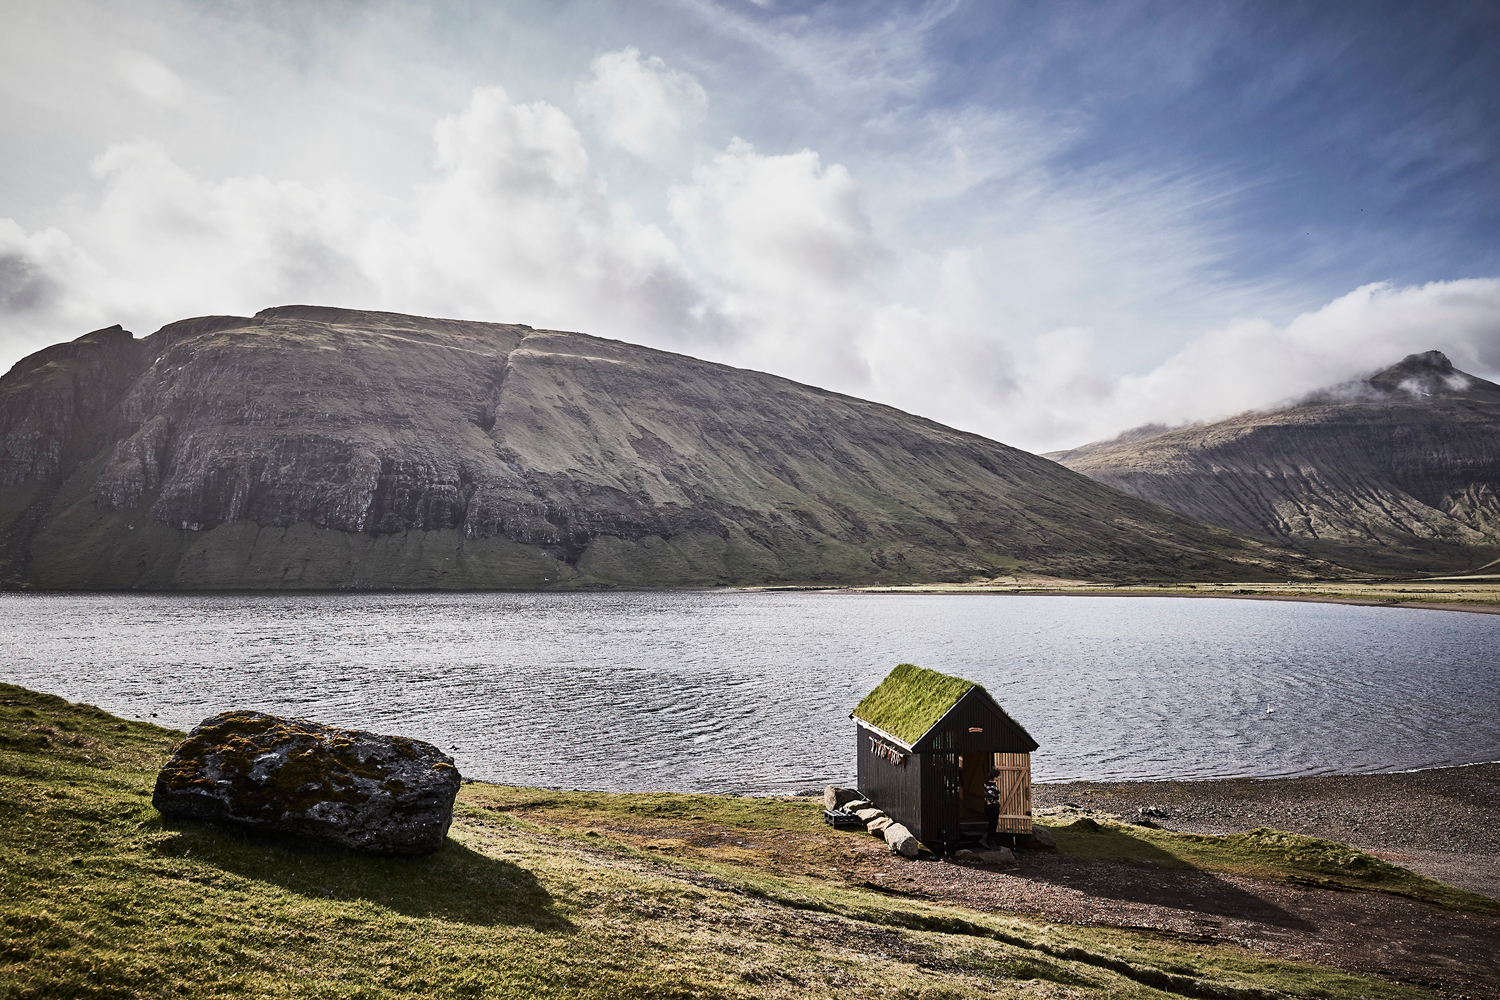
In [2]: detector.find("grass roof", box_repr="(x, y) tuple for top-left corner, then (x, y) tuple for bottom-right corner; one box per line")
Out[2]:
(852, 663), (978, 746)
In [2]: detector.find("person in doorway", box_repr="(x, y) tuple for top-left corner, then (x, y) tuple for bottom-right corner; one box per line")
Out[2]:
(982, 767), (1001, 848)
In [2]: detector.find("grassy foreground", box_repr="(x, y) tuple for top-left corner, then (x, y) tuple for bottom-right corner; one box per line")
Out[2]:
(0, 684), (1461, 1000)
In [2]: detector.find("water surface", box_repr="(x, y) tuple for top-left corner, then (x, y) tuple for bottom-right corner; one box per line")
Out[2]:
(3, 591), (1496, 794)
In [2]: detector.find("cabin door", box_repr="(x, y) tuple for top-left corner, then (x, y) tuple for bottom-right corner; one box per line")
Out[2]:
(934, 752), (963, 845)
(958, 754), (988, 819)
(989, 752), (1033, 834)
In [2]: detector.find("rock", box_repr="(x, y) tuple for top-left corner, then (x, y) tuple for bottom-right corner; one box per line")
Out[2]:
(853, 807), (886, 823)
(1017, 824), (1056, 850)
(153, 710), (461, 855)
(952, 848), (982, 863)
(866, 816), (893, 835)
(1072, 817), (1100, 832)
(1138, 805), (1169, 818)
(843, 799), (872, 812)
(953, 847), (1017, 865)
(884, 823), (919, 858)
(823, 785), (860, 810)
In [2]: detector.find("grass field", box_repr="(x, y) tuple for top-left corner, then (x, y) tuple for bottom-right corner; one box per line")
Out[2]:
(0, 682), (1465, 999)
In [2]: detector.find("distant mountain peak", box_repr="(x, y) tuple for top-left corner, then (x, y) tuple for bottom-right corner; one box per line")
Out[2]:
(1390, 349), (1452, 372)
(1049, 346), (1500, 574)
(1366, 349), (1484, 398)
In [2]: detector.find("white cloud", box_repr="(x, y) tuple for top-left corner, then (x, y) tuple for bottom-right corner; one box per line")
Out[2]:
(576, 48), (706, 161)
(70, 139), (371, 324)
(0, 86), (717, 359)
(1126, 278), (1500, 404)
(1004, 278), (1500, 451)
(0, 219), (105, 355)
(2, 71), (1497, 461)
(116, 50), (185, 106)
(669, 139), (880, 384)
(384, 85), (713, 341)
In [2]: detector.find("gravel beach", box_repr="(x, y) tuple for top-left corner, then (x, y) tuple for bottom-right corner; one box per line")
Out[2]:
(1035, 762), (1500, 900)
(842, 763), (1500, 998)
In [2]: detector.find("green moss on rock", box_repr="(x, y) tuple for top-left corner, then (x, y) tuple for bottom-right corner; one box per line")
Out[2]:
(153, 710), (461, 855)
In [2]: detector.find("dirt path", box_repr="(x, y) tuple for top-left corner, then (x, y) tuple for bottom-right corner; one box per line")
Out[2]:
(835, 764), (1500, 998)
(489, 766), (1500, 997)
(848, 841), (1498, 999)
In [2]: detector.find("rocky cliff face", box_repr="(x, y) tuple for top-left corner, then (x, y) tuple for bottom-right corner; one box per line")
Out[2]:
(1048, 352), (1500, 574)
(0, 305), (1327, 589)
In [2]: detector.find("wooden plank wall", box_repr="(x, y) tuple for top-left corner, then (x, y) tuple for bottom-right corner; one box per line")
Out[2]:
(991, 752), (1032, 834)
(857, 724), (924, 834)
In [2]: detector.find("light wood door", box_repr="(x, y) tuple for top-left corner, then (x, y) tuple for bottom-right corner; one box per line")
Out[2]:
(990, 752), (1032, 834)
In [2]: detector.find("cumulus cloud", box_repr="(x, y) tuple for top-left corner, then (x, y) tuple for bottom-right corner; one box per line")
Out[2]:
(576, 47), (706, 161)
(0, 220), (110, 359)
(385, 85), (713, 341)
(49, 139), (373, 332)
(0, 86), (717, 360)
(669, 139), (880, 382)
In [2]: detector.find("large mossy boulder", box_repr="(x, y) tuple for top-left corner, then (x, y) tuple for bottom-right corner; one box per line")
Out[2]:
(153, 711), (461, 855)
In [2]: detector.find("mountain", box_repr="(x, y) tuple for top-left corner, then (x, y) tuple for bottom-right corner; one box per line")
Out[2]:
(0, 305), (1327, 590)
(1048, 351), (1500, 575)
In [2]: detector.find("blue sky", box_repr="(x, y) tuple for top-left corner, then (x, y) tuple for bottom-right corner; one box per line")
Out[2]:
(2, 0), (1497, 450)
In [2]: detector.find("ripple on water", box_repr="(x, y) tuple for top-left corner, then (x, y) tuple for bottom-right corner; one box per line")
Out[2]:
(1, 591), (1497, 794)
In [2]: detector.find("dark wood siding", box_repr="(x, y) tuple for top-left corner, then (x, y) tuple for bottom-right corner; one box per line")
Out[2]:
(855, 688), (1038, 849)
(919, 751), (962, 844)
(911, 688), (1039, 754)
(855, 724), (921, 833)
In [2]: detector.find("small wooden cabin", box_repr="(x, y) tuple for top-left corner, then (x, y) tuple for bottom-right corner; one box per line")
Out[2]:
(852, 663), (1039, 849)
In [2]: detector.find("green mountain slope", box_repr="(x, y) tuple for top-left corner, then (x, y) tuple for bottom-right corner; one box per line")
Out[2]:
(0, 305), (1330, 589)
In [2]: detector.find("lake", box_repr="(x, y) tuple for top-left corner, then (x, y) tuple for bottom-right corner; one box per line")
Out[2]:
(2, 591), (1496, 794)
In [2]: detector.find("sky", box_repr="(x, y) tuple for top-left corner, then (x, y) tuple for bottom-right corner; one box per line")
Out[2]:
(2, 0), (1497, 452)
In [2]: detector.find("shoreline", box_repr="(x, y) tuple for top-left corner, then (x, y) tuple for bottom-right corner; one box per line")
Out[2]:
(5, 583), (1500, 615)
(1023, 590), (1500, 614)
(835, 584), (1500, 614)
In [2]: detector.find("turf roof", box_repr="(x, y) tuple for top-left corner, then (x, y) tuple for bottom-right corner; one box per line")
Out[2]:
(852, 663), (978, 746)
